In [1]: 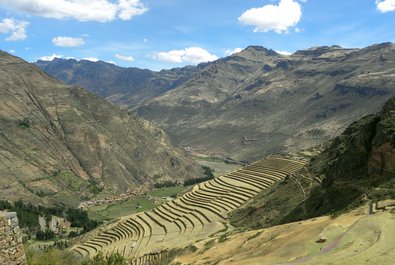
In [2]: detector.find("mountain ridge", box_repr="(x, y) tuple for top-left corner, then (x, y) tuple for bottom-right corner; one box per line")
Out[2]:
(36, 43), (395, 162)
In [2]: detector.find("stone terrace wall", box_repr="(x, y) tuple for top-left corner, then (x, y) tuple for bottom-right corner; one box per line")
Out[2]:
(0, 211), (27, 265)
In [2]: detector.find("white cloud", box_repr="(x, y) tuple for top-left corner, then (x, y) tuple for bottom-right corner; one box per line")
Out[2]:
(143, 38), (148, 43)
(276, 50), (293, 55)
(154, 47), (218, 64)
(376, 0), (395, 12)
(0, 18), (28, 41)
(52, 36), (85, 47)
(117, 0), (148, 20)
(238, 0), (302, 33)
(225, 48), (243, 56)
(83, 57), (99, 62)
(0, 0), (148, 22)
(115, 53), (135, 61)
(39, 54), (63, 61)
(9, 49), (15, 53)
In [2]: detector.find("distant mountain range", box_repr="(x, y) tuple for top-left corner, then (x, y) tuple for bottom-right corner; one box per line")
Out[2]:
(35, 58), (200, 108)
(0, 51), (201, 207)
(36, 43), (395, 162)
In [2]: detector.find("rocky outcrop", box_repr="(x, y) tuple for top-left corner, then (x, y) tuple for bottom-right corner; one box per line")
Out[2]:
(0, 211), (26, 265)
(368, 97), (395, 174)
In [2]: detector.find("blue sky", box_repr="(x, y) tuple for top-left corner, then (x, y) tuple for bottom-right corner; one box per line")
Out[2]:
(0, 0), (394, 70)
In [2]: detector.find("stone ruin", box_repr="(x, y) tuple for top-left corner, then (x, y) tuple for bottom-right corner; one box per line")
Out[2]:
(0, 211), (27, 265)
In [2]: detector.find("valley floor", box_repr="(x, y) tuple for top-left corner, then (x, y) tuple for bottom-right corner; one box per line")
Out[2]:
(175, 207), (395, 265)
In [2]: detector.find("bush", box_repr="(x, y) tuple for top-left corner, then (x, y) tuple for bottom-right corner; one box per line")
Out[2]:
(203, 166), (214, 178)
(82, 252), (128, 265)
(18, 118), (31, 128)
(183, 166), (215, 186)
(154, 180), (179, 188)
(68, 231), (80, 238)
(66, 208), (99, 233)
(36, 229), (55, 241)
(27, 248), (81, 265)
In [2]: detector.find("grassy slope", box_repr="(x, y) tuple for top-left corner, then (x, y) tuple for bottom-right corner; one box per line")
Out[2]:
(175, 208), (395, 265)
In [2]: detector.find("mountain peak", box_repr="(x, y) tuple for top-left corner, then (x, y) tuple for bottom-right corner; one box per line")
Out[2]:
(243, 46), (279, 56)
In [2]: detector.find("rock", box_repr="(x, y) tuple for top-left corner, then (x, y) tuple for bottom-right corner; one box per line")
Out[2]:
(316, 235), (327, 243)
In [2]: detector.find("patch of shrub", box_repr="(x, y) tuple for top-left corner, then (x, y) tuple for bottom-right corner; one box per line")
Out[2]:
(36, 229), (55, 241)
(18, 118), (31, 128)
(184, 166), (215, 186)
(82, 252), (128, 265)
(154, 180), (179, 188)
(27, 248), (81, 265)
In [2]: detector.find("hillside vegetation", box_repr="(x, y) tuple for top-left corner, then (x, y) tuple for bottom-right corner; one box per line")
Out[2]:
(0, 51), (201, 207)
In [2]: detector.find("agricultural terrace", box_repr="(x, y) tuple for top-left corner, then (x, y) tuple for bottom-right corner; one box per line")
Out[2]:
(71, 156), (307, 264)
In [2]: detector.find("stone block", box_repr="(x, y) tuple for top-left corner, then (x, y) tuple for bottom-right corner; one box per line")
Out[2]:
(13, 227), (20, 235)
(6, 212), (17, 219)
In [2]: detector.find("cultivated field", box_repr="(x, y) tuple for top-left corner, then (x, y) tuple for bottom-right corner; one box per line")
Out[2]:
(71, 156), (307, 264)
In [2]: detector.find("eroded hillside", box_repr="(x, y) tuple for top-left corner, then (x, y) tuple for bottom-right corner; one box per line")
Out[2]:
(0, 51), (201, 207)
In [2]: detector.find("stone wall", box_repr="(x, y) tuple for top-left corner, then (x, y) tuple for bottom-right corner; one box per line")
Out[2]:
(0, 211), (27, 265)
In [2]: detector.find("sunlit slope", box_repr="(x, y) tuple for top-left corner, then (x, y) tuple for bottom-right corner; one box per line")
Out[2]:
(71, 156), (307, 261)
(175, 208), (395, 265)
(0, 50), (201, 207)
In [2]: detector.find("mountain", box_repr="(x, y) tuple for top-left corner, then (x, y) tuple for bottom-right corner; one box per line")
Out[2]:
(0, 51), (201, 207)
(35, 58), (199, 108)
(230, 95), (395, 230)
(36, 43), (395, 162)
(138, 43), (395, 161)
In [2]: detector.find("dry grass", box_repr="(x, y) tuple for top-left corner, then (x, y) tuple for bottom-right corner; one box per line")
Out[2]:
(175, 207), (395, 265)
